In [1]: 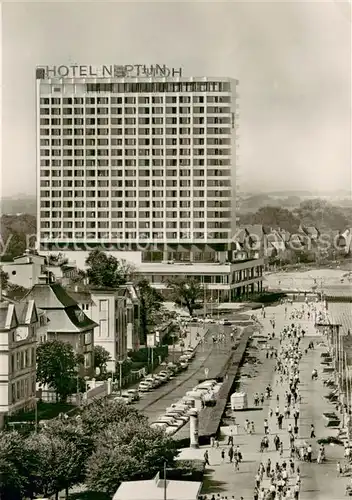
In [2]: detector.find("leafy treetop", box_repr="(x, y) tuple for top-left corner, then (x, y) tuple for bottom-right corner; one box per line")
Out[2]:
(85, 249), (135, 288)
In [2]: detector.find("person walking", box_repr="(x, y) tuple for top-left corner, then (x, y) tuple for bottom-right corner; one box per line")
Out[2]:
(233, 454), (239, 471)
(337, 461), (343, 477)
(255, 471), (261, 489)
(293, 482), (300, 500)
(310, 424), (316, 438)
(278, 413), (284, 430)
(264, 419), (269, 435)
(251, 421), (255, 434)
(204, 450), (210, 466)
(221, 449), (225, 463)
(266, 458), (271, 477)
(227, 429), (234, 446)
(228, 445), (234, 463)
(274, 434), (280, 451)
(307, 444), (312, 462)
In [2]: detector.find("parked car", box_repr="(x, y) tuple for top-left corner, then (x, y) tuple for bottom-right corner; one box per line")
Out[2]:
(138, 381), (153, 392)
(157, 416), (184, 428)
(184, 348), (195, 359)
(120, 392), (133, 404)
(178, 360), (189, 370)
(144, 376), (161, 388)
(166, 403), (189, 413)
(159, 370), (172, 380)
(165, 411), (189, 423)
(126, 389), (140, 401)
(167, 362), (181, 374)
(196, 380), (217, 390)
(155, 373), (168, 383)
(179, 398), (195, 408)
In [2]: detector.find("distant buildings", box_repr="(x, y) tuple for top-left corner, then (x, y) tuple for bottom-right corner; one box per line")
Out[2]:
(233, 224), (352, 265)
(0, 299), (45, 426)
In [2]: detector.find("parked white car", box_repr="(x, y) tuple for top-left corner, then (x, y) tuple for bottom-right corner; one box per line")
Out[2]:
(165, 411), (189, 423)
(196, 380), (217, 390)
(159, 370), (172, 380)
(138, 381), (153, 392)
(157, 415), (184, 427)
(144, 376), (161, 388)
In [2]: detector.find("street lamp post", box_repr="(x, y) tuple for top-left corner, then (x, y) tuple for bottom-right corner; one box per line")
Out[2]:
(34, 397), (38, 433)
(202, 276), (207, 320)
(118, 360), (123, 397)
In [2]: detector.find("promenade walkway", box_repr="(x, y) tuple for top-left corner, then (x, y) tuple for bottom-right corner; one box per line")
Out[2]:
(198, 301), (349, 499)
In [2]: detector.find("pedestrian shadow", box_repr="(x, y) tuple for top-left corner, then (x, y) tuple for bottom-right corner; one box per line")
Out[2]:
(201, 477), (228, 494)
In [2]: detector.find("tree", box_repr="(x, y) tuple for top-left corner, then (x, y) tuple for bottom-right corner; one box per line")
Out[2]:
(1, 269), (9, 289)
(24, 432), (83, 499)
(85, 249), (135, 288)
(0, 430), (34, 500)
(2, 232), (28, 260)
(36, 340), (79, 402)
(166, 277), (203, 316)
(93, 345), (111, 374)
(46, 253), (69, 267)
(136, 278), (163, 344)
(79, 398), (143, 438)
(86, 420), (179, 495)
(70, 268), (87, 285)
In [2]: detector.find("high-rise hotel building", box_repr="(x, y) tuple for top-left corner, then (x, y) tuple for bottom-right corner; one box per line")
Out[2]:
(36, 67), (263, 301)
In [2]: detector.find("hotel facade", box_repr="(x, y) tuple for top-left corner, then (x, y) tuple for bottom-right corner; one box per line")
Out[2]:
(36, 67), (263, 300)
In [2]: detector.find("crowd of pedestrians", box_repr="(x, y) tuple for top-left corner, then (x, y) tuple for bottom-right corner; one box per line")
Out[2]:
(250, 301), (322, 499)
(198, 297), (350, 499)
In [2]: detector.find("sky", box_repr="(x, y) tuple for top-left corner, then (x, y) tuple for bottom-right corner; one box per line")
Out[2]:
(1, 0), (351, 198)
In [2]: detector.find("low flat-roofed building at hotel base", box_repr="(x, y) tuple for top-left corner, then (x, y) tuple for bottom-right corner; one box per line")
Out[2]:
(139, 259), (264, 302)
(38, 248), (263, 302)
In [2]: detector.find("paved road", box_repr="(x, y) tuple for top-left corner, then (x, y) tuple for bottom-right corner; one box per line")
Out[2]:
(135, 324), (237, 424)
(198, 301), (348, 499)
